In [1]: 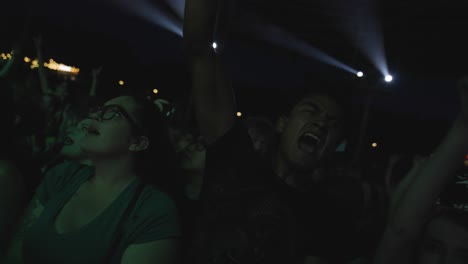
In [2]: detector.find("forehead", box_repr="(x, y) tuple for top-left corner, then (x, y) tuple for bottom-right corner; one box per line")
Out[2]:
(294, 94), (343, 116)
(104, 96), (138, 115)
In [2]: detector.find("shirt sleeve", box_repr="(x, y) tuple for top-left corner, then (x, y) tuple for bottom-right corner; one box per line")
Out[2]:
(125, 188), (181, 244)
(35, 161), (85, 204)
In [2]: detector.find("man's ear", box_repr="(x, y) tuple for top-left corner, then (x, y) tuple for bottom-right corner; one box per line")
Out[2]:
(276, 115), (288, 134)
(129, 136), (150, 152)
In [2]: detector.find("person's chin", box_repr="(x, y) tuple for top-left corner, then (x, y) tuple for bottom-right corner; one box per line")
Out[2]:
(290, 151), (318, 170)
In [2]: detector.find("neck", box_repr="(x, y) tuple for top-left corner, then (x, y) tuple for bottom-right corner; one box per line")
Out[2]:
(91, 154), (137, 190)
(186, 169), (204, 186)
(184, 169), (205, 200)
(272, 150), (319, 190)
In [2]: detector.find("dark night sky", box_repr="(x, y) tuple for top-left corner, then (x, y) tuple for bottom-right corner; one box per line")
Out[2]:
(1, 0), (467, 155)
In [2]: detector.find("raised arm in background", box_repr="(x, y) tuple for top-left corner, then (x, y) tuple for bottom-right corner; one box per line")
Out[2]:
(373, 78), (468, 264)
(89, 66), (102, 97)
(0, 47), (21, 78)
(183, 0), (236, 145)
(33, 35), (52, 94)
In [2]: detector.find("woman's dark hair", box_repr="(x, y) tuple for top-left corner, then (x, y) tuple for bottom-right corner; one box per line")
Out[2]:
(128, 95), (179, 195)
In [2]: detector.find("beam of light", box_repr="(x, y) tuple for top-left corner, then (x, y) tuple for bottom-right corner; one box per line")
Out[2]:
(164, 0), (185, 19)
(248, 19), (358, 75)
(113, 0), (183, 37)
(331, 0), (389, 76)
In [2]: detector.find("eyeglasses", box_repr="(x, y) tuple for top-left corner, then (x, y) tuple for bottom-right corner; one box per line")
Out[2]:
(89, 104), (141, 131)
(174, 133), (206, 153)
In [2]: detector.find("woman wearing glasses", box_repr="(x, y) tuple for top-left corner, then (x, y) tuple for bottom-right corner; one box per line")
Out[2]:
(4, 95), (181, 264)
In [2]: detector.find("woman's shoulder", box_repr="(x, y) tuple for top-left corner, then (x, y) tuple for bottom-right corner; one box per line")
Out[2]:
(124, 183), (181, 244)
(136, 184), (178, 215)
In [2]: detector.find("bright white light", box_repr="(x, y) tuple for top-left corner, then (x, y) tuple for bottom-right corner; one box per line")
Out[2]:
(384, 75), (393, 83)
(58, 64), (72, 72)
(212, 42), (218, 49)
(356, 71), (364, 78)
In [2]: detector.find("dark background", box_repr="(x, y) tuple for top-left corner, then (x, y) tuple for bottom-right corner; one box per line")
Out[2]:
(1, 0), (466, 157)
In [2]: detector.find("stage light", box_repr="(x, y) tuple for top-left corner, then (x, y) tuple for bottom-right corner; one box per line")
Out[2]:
(212, 42), (218, 49)
(384, 75), (393, 83)
(236, 112), (242, 117)
(371, 142), (378, 148)
(119, 80), (124, 86)
(24, 57), (31, 63)
(356, 71), (364, 78)
(153, 89), (159, 94)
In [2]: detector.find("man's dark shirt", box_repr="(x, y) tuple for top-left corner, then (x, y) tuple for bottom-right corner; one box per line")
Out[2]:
(187, 123), (367, 264)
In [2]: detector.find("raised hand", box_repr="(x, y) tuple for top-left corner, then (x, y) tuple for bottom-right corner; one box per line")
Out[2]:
(92, 66), (103, 78)
(33, 35), (43, 50)
(153, 99), (170, 113)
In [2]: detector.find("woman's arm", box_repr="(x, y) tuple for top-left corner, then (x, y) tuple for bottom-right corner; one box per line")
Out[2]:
(33, 36), (52, 94)
(89, 66), (102, 97)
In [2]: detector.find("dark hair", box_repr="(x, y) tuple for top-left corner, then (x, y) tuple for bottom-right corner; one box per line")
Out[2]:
(278, 77), (353, 118)
(126, 95), (179, 195)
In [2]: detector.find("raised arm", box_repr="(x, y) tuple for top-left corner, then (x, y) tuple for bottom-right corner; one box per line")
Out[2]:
(89, 66), (102, 97)
(33, 36), (52, 94)
(0, 48), (21, 78)
(374, 78), (468, 264)
(183, 0), (236, 145)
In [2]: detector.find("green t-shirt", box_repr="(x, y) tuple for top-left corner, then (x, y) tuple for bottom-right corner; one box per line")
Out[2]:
(22, 161), (181, 264)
